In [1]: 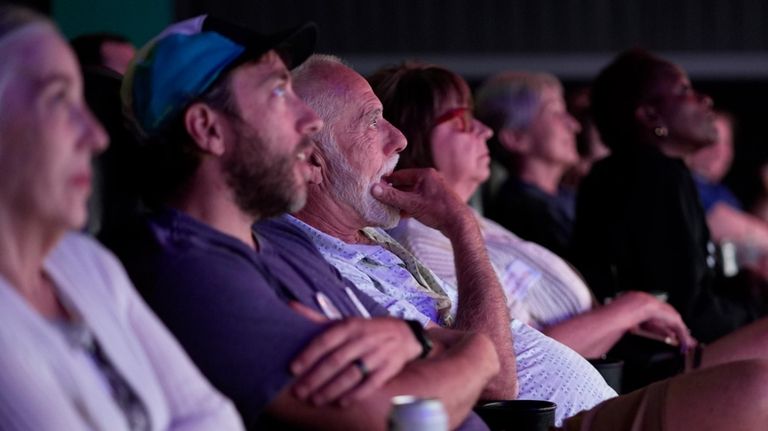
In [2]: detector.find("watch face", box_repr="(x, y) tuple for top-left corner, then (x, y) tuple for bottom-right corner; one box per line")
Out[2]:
(406, 319), (433, 359)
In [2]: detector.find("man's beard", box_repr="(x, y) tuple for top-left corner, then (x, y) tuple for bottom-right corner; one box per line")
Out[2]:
(324, 140), (400, 228)
(222, 121), (308, 219)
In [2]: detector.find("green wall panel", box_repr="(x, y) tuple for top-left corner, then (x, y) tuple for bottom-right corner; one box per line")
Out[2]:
(53, 0), (172, 46)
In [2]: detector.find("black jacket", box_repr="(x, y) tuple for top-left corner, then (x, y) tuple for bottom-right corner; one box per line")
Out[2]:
(571, 144), (758, 342)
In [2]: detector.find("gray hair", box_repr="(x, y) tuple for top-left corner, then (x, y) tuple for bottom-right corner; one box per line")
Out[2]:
(292, 54), (351, 151)
(292, 54), (355, 195)
(475, 71), (562, 134)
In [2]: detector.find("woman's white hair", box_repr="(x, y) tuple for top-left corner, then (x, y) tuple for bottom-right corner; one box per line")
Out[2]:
(475, 71), (562, 133)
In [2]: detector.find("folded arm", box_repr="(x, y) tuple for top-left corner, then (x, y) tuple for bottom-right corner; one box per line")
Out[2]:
(267, 323), (499, 431)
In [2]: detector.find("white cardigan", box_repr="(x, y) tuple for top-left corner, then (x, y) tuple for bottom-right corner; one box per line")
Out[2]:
(0, 233), (243, 431)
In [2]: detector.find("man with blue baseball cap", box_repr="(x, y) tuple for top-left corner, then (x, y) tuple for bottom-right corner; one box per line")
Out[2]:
(112, 15), (501, 430)
(122, 15), (315, 138)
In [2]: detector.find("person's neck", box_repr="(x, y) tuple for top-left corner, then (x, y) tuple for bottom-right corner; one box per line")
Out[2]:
(170, 170), (257, 250)
(517, 158), (566, 196)
(451, 178), (482, 204)
(0, 206), (61, 296)
(657, 139), (697, 161)
(294, 193), (371, 244)
(634, 133), (697, 162)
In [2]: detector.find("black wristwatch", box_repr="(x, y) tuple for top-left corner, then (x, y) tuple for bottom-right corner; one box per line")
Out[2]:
(405, 319), (433, 359)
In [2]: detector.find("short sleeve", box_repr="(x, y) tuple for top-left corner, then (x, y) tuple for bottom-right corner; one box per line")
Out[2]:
(142, 250), (326, 427)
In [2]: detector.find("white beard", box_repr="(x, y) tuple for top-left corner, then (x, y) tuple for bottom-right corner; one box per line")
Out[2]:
(326, 143), (400, 228)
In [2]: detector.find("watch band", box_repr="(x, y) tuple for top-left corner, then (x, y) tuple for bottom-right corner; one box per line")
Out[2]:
(405, 319), (433, 359)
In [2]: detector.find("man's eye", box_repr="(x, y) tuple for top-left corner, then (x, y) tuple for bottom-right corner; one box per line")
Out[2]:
(370, 117), (379, 128)
(272, 85), (287, 97)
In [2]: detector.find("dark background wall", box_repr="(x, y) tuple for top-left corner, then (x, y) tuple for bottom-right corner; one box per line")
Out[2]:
(6, 0), (768, 205)
(173, 0), (768, 79)
(174, 0), (768, 53)
(3, 0), (48, 13)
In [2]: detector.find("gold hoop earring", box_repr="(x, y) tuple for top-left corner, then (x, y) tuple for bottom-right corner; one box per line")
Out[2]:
(654, 126), (668, 137)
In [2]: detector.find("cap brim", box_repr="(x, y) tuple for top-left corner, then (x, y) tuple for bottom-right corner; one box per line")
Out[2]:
(202, 16), (316, 70)
(273, 22), (317, 69)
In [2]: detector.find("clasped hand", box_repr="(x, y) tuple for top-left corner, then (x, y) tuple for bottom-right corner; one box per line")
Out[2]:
(288, 302), (423, 406)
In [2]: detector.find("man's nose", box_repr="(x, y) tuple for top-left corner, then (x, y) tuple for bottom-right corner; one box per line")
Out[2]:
(386, 121), (407, 155)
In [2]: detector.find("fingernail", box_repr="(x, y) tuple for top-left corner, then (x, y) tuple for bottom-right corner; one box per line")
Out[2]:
(371, 184), (383, 196)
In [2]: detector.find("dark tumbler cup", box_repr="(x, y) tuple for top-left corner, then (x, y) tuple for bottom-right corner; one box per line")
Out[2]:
(588, 357), (624, 394)
(474, 400), (557, 431)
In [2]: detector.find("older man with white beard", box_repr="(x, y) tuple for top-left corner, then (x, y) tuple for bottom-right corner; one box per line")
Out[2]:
(277, 54), (517, 401)
(268, 54), (617, 425)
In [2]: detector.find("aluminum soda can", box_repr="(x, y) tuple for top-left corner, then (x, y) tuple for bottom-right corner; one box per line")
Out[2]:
(388, 395), (448, 431)
(720, 241), (738, 277)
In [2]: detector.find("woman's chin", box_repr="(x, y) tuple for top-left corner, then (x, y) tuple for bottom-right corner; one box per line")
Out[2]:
(62, 206), (90, 232)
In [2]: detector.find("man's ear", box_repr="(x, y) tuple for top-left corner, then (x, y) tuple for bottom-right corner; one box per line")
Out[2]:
(498, 127), (530, 153)
(184, 102), (227, 156)
(635, 104), (661, 129)
(307, 146), (325, 185)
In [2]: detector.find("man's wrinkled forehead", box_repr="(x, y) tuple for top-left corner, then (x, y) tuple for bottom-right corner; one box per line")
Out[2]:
(334, 69), (381, 118)
(326, 69), (363, 104)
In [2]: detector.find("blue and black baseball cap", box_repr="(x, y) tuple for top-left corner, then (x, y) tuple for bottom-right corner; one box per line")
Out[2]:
(123, 15), (316, 137)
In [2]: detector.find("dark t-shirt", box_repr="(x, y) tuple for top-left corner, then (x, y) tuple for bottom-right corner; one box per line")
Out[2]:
(487, 178), (575, 259)
(110, 209), (387, 426)
(110, 210), (488, 430)
(571, 146), (758, 342)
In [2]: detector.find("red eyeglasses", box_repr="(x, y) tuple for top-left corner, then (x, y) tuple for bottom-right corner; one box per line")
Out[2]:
(432, 107), (475, 132)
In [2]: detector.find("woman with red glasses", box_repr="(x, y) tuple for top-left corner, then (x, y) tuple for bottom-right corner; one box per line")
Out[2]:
(369, 63), (494, 203)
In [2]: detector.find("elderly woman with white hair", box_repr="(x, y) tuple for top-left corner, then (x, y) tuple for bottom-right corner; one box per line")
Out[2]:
(476, 72), (579, 259)
(0, 6), (242, 430)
